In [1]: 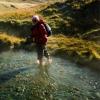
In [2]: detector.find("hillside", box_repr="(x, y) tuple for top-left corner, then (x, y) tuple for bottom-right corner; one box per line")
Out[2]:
(0, 0), (99, 37)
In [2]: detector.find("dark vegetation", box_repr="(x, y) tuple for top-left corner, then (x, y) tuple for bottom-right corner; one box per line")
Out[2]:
(0, 20), (32, 37)
(40, 0), (100, 37)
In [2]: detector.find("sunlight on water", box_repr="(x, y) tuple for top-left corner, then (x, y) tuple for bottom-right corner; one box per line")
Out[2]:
(0, 51), (100, 100)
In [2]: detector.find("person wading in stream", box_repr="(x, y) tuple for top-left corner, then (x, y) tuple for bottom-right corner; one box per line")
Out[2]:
(30, 15), (52, 65)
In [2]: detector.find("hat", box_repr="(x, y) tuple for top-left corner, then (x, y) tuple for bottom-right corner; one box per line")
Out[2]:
(32, 15), (40, 22)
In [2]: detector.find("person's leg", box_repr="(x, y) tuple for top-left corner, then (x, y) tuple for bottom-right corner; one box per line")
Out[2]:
(43, 45), (52, 63)
(36, 44), (44, 65)
(43, 45), (50, 59)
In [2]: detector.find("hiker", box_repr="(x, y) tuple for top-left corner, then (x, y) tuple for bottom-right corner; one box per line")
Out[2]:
(31, 15), (52, 65)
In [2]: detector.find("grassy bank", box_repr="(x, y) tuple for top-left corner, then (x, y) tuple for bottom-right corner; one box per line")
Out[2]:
(48, 35), (100, 59)
(0, 33), (100, 59)
(0, 33), (24, 45)
(47, 35), (100, 70)
(0, 33), (100, 70)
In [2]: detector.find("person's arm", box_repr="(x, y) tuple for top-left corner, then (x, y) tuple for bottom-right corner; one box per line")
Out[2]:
(30, 26), (36, 41)
(31, 27), (35, 38)
(25, 27), (35, 44)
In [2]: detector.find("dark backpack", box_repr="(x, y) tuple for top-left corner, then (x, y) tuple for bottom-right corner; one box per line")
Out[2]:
(43, 23), (52, 37)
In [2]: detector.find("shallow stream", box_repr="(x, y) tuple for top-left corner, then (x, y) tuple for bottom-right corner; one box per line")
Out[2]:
(0, 51), (100, 100)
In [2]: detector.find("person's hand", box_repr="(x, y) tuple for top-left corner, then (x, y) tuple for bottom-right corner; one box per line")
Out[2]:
(32, 38), (35, 42)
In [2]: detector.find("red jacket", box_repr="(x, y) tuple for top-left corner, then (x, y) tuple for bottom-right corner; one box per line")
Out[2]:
(31, 21), (48, 45)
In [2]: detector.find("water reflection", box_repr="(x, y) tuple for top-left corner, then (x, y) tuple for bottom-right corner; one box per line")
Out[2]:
(31, 64), (57, 100)
(34, 64), (55, 85)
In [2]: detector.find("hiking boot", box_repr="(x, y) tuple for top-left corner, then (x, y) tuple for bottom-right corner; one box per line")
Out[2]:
(37, 59), (45, 66)
(47, 58), (52, 64)
(36, 60), (40, 64)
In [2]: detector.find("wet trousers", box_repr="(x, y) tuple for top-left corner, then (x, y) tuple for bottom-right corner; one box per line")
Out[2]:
(36, 44), (50, 60)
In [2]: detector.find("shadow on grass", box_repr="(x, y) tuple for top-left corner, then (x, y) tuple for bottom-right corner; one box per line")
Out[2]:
(0, 66), (33, 84)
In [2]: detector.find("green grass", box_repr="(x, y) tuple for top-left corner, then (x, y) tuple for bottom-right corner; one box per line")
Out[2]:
(0, 33), (25, 45)
(0, 33), (100, 60)
(47, 35), (100, 59)
(82, 28), (100, 37)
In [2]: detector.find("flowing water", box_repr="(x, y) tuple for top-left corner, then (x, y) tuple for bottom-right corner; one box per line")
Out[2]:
(0, 50), (100, 100)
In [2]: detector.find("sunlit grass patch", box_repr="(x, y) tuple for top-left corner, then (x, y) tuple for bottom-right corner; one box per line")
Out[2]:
(0, 33), (24, 45)
(0, 3), (48, 20)
(47, 35), (100, 59)
(0, 9), (35, 20)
